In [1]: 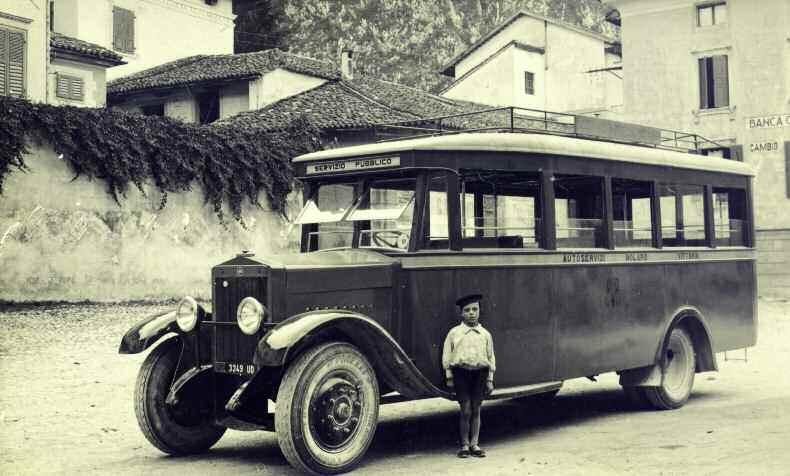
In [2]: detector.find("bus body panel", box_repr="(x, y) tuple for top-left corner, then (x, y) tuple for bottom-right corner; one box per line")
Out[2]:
(399, 255), (756, 389)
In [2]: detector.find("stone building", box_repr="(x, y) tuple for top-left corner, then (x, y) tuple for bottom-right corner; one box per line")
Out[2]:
(604, 0), (790, 296)
(51, 0), (235, 81)
(438, 10), (623, 118)
(1, 0), (234, 108)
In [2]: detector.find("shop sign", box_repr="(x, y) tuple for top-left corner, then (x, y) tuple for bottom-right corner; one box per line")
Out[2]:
(746, 114), (790, 129)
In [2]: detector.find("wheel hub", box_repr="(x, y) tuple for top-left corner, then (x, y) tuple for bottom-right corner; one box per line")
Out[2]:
(309, 377), (363, 450)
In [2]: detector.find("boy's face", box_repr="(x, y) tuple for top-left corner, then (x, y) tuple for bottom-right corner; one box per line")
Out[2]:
(461, 302), (480, 326)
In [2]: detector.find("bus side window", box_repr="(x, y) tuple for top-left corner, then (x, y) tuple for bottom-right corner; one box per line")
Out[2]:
(427, 174), (450, 249)
(554, 175), (604, 249)
(713, 187), (748, 246)
(460, 171), (542, 249)
(612, 178), (654, 248)
(660, 184), (706, 247)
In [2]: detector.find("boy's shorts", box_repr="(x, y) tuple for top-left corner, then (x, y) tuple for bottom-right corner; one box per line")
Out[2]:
(451, 367), (489, 402)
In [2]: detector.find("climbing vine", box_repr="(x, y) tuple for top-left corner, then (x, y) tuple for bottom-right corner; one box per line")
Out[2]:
(0, 97), (321, 222)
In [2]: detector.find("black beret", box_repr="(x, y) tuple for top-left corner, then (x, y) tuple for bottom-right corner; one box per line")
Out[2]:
(455, 294), (483, 308)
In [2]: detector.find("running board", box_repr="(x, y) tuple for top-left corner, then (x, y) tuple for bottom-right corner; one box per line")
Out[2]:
(487, 381), (563, 400)
(380, 381), (563, 405)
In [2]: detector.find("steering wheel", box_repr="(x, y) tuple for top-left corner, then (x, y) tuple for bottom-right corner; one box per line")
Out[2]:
(371, 230), (409, 249)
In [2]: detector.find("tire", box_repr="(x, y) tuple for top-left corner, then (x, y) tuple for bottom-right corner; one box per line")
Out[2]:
(276, 342), (379, 475)
(134, 337), (226, 455)
(642, 327), (696, 410)
(622, 385), (650, 409)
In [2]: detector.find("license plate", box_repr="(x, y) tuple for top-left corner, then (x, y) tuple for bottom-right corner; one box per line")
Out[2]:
(224, 362), (256, 376)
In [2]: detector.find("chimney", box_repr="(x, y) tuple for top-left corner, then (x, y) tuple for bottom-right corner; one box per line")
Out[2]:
(341, 49), (354, 80)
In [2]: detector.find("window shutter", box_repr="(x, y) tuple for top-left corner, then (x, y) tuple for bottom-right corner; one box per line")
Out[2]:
(6, 29), (25, 97)
(56, 74), (84, 101)
(113, 7), (122, 50)
(113, 7), (135, 53)
(71, 77), (83, 100)
(698, 58), (709, 109)
(0, 28), (7, 95)
(712, 55), (729, 107)
(127, 9), (135, 52)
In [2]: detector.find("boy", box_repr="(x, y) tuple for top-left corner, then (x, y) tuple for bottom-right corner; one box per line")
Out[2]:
(442, 293), (496, 458)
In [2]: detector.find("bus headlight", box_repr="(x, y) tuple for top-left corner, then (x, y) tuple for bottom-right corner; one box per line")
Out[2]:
(237, 297), (266, 335)
(176, 296), (201, 332)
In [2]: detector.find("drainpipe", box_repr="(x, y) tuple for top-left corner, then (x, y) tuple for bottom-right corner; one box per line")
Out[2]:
(44, 0), (51, 103)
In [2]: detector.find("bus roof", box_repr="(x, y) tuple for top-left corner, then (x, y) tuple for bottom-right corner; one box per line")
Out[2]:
(293, 132), (754, 177)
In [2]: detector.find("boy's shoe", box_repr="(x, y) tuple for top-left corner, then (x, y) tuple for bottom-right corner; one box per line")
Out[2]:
(470, 446), (486, 457)
(457, 448), (471, 458)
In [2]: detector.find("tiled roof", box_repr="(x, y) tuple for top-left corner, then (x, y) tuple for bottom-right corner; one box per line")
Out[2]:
(215, 81), (417, 131)
(107, 49), (339, 95)
(215, 75), (494, 132)
(50, 33), (125, 65)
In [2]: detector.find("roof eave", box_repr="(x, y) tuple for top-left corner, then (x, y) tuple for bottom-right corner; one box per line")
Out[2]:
(107, 74), (260, 100)
(50, 48), (126, 68)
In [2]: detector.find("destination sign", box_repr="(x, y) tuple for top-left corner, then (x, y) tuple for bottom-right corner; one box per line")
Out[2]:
(306, 156), (400, 175)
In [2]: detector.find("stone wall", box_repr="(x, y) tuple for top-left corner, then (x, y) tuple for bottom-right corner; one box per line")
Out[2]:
(0, 144), (298, 302)
(756, 229), (790, 298)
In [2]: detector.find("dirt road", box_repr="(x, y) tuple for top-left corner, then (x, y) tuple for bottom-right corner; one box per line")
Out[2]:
(1, 298), (788, 475)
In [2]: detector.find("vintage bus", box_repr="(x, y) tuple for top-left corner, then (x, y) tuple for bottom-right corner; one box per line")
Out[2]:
(120, 112), (757, 475)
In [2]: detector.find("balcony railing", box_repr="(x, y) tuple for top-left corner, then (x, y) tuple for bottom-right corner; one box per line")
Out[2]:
(372, 106), (725, 154)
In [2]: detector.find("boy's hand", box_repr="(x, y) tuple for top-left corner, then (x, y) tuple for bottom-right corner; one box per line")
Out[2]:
(485, 381), (494, 395)
(446, 377), (454, 389)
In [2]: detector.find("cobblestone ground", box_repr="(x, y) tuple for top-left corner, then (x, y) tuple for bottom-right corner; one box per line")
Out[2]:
(1, 298), (789, 475)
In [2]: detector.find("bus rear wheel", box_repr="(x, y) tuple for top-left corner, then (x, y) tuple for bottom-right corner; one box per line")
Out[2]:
(643, 327), (696, 410)
(276, 342), (379, 475)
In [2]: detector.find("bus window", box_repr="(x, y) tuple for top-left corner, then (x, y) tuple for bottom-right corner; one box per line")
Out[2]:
(713, 187), (748, 246)
(310, 183), (355, 250)
(612, 179), (653, 248)
(427, 174), (450, 248)
(460, 171), (541, 249)
(660, 184), (706, 247)
(355, 178), (416, 249)
(554, 175), (604, 248)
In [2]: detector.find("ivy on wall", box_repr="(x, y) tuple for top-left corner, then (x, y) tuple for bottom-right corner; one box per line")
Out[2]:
(0, 97), (321, 222)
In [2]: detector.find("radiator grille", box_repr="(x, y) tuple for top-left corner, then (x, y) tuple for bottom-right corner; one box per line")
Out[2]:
(212, 275), (267, 367)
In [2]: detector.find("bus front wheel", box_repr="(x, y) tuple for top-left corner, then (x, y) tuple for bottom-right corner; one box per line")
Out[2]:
(642, 327), (696, 410)
(275, 342), (379, 475)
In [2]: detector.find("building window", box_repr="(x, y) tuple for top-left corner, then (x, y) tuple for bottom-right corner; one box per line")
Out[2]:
(55, 73), (84, 101)
(113, 6), (135, 53)
(0, 26), (26, 98)
(697, 2), (727, 27)
(198, 90), (220, 124)
(141, 103), (165, 116)
(698, 55), (729, 109)
(524, 71), (535, 95)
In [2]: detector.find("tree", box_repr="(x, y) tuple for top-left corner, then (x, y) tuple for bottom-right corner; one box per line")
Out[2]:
(234, 0), (291, 53)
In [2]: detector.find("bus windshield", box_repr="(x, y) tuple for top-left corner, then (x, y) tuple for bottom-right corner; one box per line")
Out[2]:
(295, 177), (416, 251)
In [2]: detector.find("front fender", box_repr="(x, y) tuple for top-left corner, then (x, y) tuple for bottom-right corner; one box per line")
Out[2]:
(118, 309), (181, 354)
(250, 310), (448, 400)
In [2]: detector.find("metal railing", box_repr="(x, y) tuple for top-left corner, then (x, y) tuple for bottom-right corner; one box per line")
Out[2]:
(372, 106), (725, 154)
